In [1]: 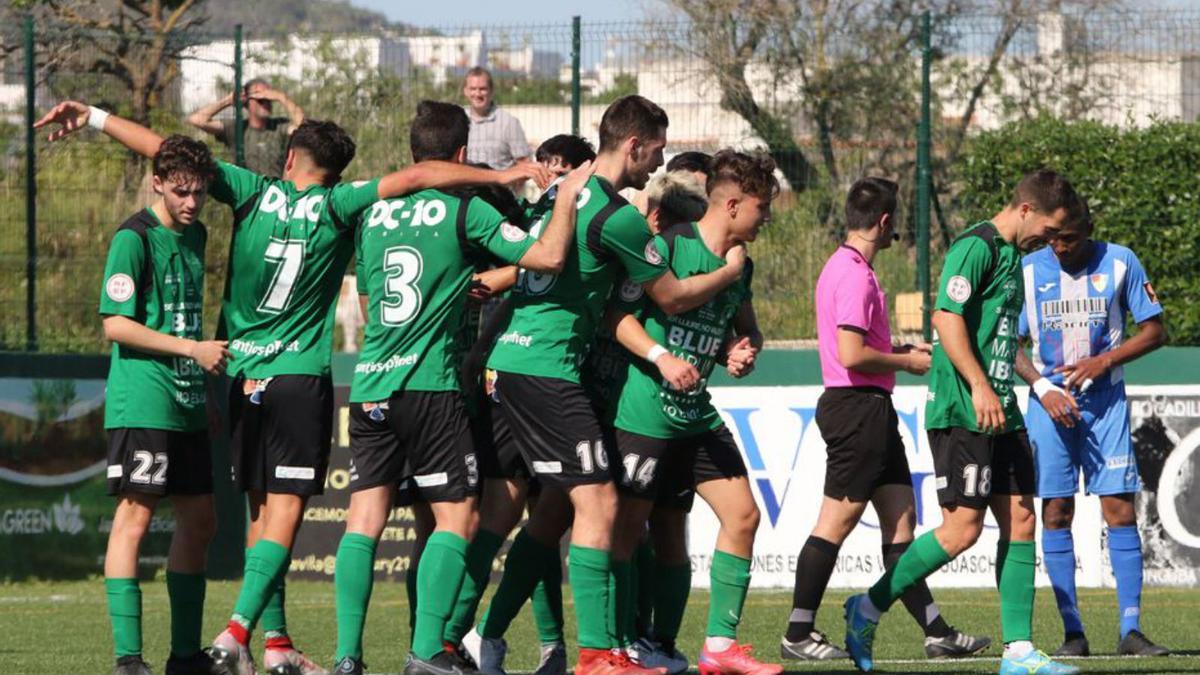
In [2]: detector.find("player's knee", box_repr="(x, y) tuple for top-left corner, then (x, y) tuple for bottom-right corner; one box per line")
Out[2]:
(111, 500), (155, 541)
(1041, 498), (1075, 530)
(177, 504), (217, 545)
(1008, 506), (1037, 540)
(938, 520), (983, 556)
(1101, 495), (1136, 527)
(722, 500), (760, 545)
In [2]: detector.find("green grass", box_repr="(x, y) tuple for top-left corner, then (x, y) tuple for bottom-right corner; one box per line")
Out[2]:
(3, 580), (1199, 673)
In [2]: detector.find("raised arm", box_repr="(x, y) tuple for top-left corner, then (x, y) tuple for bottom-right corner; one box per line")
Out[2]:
(642, 245), (745, 316)
(515, 161), (593, 274)
(933, 309), (1004, 433)
(377, 160), (551, 200)
(103, 315), (230, 375)
(606, 305), (699, 392)
(34, 101), (164, 158)
(187, 93), (234, 136)
(260, 87), (305, 133)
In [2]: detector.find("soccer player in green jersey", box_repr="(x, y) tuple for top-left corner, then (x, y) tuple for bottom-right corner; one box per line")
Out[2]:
(99, 136), (227, 675)
(472, 95), (747, 675)
(605, 150), (777, 675)
(37, 100), (549, 675)
(329, 100), (589, 675)
(843, 170), (1085, 674)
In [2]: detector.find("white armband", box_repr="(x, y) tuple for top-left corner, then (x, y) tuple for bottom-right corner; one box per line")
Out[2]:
(1032, 377), (1058, 399)
(88, 106), (110, 131)
(646, 345), (668, 364)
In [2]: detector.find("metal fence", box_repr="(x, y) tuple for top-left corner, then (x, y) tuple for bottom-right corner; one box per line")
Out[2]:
(3, 8), (1200, 353)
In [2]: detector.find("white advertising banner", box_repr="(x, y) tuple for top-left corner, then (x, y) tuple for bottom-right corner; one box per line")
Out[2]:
(687, 385), (1200, 589)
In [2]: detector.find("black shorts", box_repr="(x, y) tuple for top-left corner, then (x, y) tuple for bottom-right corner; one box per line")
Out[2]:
(493, 371), (611, 487)
(348, 391), (479, 503)
(929, 428), (1037, 508)
(475, 371), (529, 482)
(106, 428), (213, 497)
(614, 425), (748, 511)
(230, 375), (332, 496)
(817, 387), (913, 501)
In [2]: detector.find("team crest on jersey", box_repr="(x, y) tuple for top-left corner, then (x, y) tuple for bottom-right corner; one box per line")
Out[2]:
(619, 278), (644, 302)
(1090, 273), (1109, 293)
(105, 273), (135, 303)
(946, 275), (972, 303)
(644, 240), (663, 265)
(500, 222), (527, 243)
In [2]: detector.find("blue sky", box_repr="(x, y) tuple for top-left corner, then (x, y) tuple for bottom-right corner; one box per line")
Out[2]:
(349, 0), (651, 26)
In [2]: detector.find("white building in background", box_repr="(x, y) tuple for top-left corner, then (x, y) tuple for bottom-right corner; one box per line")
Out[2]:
(489, 45), (562, 78)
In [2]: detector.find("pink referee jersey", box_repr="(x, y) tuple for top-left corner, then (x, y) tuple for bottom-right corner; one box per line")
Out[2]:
(815, 245), (895, 391)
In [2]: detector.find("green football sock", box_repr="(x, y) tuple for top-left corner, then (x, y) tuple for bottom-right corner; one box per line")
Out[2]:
(868, 530), (951, 612)
(569, 544), (613, 650)
(106, 577), (142, 658)
(406, 550), (420, 634)
(231, 539), (290, 630)
(608, 560), (634, 647)
(412, 532), (469, 659)
(444, 529), (505, 645)
(634, 540), (656, 635)
(706, 550), (750, 639)
(996, 540), (1036, 643)
(260, 574), (288, 639)
(334, 533), (378, 661)
(531, 544), (565, 645)
(166, 571), (205, 658)
(652, 561), (691, 643)
(480, 529), (550, 639)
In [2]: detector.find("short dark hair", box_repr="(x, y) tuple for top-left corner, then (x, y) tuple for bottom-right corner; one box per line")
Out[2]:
(464, 66), (493, 88)
(1009, 169), (1079, 216)
(288, 119), (357, 179)
(410, 100), (470, 162)
(845, 177), (899, 231)
(153, 135), (217, 184)
(243, 78), (270, 96)
(536, 134), (596, 168)
(598, 95), (668, 152)
(708, 150), (779, 201)
(460, 162), (526, 223)
(666, 151), (713, 178)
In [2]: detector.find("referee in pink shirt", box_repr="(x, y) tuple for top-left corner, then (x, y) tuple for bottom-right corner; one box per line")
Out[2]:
(779, 178), (991, 662)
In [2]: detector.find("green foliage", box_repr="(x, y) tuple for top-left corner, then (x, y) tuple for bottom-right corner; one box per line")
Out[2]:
(954, 116), (1200, 343)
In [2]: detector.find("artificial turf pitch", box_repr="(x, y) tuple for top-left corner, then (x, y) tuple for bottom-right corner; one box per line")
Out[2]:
(3, 581), (1199, 673)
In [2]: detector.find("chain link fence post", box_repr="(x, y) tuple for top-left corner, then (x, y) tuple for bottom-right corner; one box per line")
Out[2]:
(24, 14), (37, 351)
(234, 24), (244, 167)
(917, 10), (932, 343)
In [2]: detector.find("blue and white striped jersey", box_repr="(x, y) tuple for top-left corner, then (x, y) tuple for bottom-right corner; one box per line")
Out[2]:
(1018, 241), (1162, 390)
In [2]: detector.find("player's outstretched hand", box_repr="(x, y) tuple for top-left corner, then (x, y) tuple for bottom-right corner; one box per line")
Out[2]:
(500, 161), (553, 190)
(33, 100), (91, 142)
(1055, 355), (1111, 394)
(190, 339), (231, 375)
(903, 348), (932, 375)
(559, 159), (595, 196)
(971, 382), (1005, 433)
(1040, 387), (1081, 429)
(466, 276), (493, 306)
(657, 353), (700, 391)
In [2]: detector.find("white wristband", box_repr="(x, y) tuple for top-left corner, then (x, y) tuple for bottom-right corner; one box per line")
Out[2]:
(88, 106), (110, 131)
(1032, 377), (1057, 399)
(646, 345), (668, 364)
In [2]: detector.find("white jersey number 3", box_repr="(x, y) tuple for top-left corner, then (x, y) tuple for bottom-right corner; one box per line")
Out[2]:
(381, 245), (424, 326)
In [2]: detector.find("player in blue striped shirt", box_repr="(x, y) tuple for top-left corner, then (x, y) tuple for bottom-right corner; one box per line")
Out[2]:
(1015, 195), (1170, 658)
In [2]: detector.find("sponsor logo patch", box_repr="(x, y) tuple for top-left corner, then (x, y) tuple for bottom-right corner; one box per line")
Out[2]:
(532, 460), (563, 474)
(413, 472), (449, 487)
(644, 240), (663, 265)
(946, 275), (972, 303)
(105, 273), (136, 303)
(500, 221), (528, 242)
(107, 465), (123, 478)
(275, 465), (316, 480)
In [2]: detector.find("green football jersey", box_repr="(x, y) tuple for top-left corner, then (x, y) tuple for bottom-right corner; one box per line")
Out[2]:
(350, 189), (534, 402)
(100, 208), (207, 431)
(613, 222), (753, 439)
(208, 161), (380, 378)
(487, 175), (669, 383)
(581, 315), (630, 424)
(925, 221), (1024, 433)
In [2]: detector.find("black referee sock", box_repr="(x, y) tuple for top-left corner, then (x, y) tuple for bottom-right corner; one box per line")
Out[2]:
(786, 536), (840, 642)
(883, 541), (952, 638)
